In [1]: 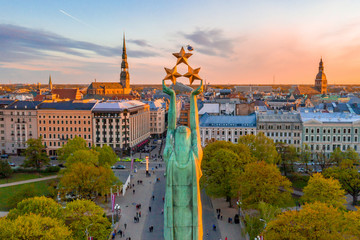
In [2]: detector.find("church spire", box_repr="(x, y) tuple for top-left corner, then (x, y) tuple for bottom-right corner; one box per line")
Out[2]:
(49, 74), (53, 91)
(319, 57), (324, 72)
(120, 33), (130, 89)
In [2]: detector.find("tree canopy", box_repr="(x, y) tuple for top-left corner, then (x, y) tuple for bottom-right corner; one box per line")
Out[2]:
(0, 160), (12, 180)
(57, 136), (88, 162)
(302, 173), (346, 209)
(7, 196), (63, 220)
(0, 214), (72, 240)
(23, 137), (49, 169)
(324, 166), (360, 206)
(264, 202), (360, 240)
(201, 141), (254, 205)
(64, 199), (111, 240)
(93, 144), (118, 167)
(238, 132), (280, 164)
(236, 161), (292, 209)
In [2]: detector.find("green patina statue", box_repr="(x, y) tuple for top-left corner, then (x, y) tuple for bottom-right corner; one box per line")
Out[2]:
(163, 78), (203, 240)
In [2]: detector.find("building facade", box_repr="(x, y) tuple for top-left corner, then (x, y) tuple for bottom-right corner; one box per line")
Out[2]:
(3, 101), (41, 154)
(92, 100), (150, 153)
(301, 112), (360, 157)
(257, 111), (302, 149)
(37, 101), (96, 155)
(143, 99), (166, 138)
(199, 113), (257, 146)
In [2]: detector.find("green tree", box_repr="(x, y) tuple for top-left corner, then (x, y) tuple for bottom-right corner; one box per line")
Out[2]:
(343, 147), (360, 164)
(236, 161), (292, 209)
(23, 137), (49, 169)
(94, 145), (118, 167)
(277, 143), (299, 176)
(65, 149), (99, 167)
(64, 199), (111, 240)
(60, 162), (117, 200)
(0, 214), (72, 240)
(300, 144), (311, 172)
(0, 160), (13, 182)
(264, 202), (355, 240)
(324, 166), (360, 206)
(7, 196), (63, 220)
(57, 136), (88, 162)
(201, 148), (242, 206)
(330, 147), (344, 165)
(7, 184), (38, 209)
(302, 173), (346, 209)
(238, 132), (280, 164)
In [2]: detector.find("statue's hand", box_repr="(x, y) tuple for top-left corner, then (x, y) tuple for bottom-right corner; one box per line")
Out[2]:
(163, 80), (175, 96)
(191, 80), (203, 96)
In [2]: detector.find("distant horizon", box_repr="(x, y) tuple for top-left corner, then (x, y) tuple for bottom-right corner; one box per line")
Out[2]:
(2, 1), (360, 85)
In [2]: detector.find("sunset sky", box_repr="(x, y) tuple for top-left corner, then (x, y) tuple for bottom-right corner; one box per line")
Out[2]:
(1, 0), (360, 85)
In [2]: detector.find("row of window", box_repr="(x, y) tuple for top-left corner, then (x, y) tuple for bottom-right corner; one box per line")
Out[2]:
(305, 135), (358, 143)
(258, 125), (301, 130)
(39, 115), (90, 119)
(10, 112), (32, 116)
(39, 126), (91, 132)
(39, 133), (91, 140)
(305, 128), (358, 134)
(309, 144), (357, 151)
(203, 130), (255, 136)
(266, 132), (301, 137)
(39, 120), (91, 125)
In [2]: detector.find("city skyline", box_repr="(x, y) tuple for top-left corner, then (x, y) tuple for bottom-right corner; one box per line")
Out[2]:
(2, 1), (360, 85)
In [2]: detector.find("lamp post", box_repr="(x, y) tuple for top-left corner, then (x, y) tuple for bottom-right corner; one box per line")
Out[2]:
(85, 223), (93, 240)
(114, 204), (121, 222)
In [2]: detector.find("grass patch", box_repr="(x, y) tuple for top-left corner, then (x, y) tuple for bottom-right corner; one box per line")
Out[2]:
(287, 174), (310, 190)
(0, 180), (53, 211)
(0, 172), (57, 184)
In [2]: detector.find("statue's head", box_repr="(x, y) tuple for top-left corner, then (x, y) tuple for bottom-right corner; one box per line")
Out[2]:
(175, 125), (191, 154)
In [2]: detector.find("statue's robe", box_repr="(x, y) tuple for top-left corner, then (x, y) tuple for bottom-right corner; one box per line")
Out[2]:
(164, 129), (203, 240)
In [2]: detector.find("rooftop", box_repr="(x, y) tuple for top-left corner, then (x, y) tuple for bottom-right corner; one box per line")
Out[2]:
(38, 101), (96, 110)
(7, 101), (42, 110)
(300, 112), (360, 123)
(93, 100), (146, 112)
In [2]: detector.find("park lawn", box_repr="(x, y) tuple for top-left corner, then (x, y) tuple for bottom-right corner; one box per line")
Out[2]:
(0, 172), (57, 184)
(0, 180), (53, 211)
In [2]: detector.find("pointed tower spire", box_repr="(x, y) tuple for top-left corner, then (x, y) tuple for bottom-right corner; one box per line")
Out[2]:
(120, 33), (130, 89)
(319, 57), (324, 72)
(49, 74), (53, 91)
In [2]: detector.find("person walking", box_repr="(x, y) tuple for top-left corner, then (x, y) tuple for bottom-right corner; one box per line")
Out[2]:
(133, 189), (135, 194)
(124, 223), (127, 229)
(149, 206), (151, 212)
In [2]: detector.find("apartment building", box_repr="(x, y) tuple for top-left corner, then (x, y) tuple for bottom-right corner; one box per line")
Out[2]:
(257, 111), (302, 149)
(199, 113), (257, 146)
(142, 99), (166, 138)
(37, 101), (97, 155)
(2, 101), (40, 155)
(92, 100), (150, 153)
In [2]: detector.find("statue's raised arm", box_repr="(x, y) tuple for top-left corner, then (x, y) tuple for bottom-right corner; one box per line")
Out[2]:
(163, 80), (176, 131)
(190, 80), (203, 160)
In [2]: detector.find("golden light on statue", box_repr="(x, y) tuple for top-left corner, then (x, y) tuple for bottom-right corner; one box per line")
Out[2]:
(164, 66), (182, 85)
(173, 47), (192, 66)
(183, 66), (202, 85)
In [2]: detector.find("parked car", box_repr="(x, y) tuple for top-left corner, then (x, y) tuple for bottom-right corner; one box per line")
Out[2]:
(50, 156), (57, 161)
(112, 165), (126, 169)
(8, 162), (16, 167)
(297, 167), (305, 173)
(0, 154), (9, 159)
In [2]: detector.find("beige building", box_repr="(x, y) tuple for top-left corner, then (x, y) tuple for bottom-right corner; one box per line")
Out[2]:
(92, 100), (150, 153)
(37, 101), (97, 155)
(143, 99), (166, 138)
(257, 111), (302, 149)
(2, 101), (41, 154)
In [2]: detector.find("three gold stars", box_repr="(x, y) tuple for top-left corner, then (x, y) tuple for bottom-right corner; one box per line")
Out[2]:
(164, 47), (201, 85)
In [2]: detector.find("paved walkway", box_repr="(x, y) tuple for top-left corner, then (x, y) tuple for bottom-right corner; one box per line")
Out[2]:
(211, 198), (245, 240)
(113, 169), (158, 240)
(0, 175), (58, 188)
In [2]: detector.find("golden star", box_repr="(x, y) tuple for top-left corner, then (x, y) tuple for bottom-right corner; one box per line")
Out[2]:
(173, 47), (192, 66)
(164, 66), (181, 85)
(183, 66), (202, 85)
